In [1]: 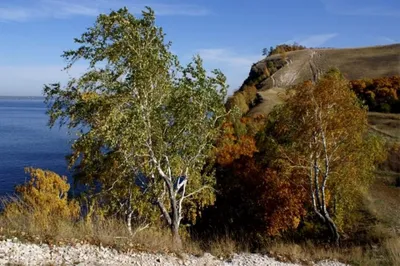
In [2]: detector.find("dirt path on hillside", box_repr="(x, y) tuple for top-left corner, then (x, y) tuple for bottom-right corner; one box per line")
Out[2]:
(309, 51), (319, 82)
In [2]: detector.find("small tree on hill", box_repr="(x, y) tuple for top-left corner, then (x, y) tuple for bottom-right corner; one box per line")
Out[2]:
(44, 7), (227, 246)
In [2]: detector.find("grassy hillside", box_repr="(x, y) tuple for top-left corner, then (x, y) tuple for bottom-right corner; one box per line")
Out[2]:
(228, 44), (400, 116)
(255, 44), (400, 91)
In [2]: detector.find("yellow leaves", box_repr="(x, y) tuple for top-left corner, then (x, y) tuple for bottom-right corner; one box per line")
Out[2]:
(80, 91), (99, 102)
(4, 168), (80, 230)
(225, 93), (249, 114)
(215, 116), (265, 166)
(268, 70), (387, 235)
(350, 75), (400, 112)
(292, 216), (301, 229)
(225, 84), (258, 114)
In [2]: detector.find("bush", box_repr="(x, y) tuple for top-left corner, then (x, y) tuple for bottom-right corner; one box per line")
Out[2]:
(265, 43), (307, 57)
(2, 168), (80, 231)
(242, 85), (258, 106)
(225, 92), (250, 114)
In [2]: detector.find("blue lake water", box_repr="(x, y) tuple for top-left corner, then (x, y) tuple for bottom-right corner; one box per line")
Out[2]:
(0, 97), (72, 195)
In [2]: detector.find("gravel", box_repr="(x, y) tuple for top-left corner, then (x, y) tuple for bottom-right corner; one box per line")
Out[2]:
(0, 239), (348, 266)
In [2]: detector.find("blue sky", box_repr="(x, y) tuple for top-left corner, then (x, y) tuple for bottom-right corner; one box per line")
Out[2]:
(0, 0), (399, 96)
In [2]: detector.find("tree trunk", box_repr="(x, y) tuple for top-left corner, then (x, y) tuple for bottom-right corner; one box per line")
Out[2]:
(127, 211), (133, 235)
(171, 221), (182, 248)
(170, 198), (182, 249)
(325, 215), (340, 246)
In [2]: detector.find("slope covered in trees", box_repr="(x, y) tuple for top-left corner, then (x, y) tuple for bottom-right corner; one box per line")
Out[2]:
(350, 76), (400, 113)
(262, 43), (307, 57)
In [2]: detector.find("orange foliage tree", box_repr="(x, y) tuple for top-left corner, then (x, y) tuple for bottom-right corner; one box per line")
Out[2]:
(268, 71), (386, 245)
(350, 75), (400, 113)
(201, 114), (308, 237)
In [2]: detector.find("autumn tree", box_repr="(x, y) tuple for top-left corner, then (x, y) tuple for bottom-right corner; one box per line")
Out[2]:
(3, 168), (80, 230)
(268, 71), (385, 245)
(264, 43), (307, 57)
(197, 113), (308, 238)
(350, 75), (400, 113)
(44, 7), (227, 246)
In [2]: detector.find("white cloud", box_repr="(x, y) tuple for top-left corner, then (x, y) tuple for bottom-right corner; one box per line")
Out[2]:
(197, 48), (262, 94)
(0, 7), (31, 22)
(296, 33), (338, 47)
(321, 0), (400, 17)
(46, 0), (100, 17)
(0, 0), (210, 22)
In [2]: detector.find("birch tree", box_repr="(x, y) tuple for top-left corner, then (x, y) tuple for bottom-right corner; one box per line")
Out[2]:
(44, 7), (227, 246)
(268, 70), (385, 245)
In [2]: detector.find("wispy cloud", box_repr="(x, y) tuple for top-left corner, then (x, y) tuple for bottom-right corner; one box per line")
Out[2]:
(0, 0), (211, 22)
(0, 7), (31, 22)
(378, 36), (398, 44)
(196, 48), (262, 93)
(294, 33), (338, 47)
(321, 0), (400, 17)
(197, 48), (261, 68)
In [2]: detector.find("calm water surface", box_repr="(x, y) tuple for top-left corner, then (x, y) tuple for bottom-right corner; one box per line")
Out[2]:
(0, 97), (72, 195)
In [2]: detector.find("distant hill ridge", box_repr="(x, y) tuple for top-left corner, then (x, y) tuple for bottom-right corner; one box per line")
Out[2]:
(230, 44), (400, 117)
(251, 43), (400, 91)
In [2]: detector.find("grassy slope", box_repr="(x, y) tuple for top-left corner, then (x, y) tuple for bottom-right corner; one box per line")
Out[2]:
(246, 44), (400, 117)
(247, 88), (286, 117)
(257, 44), (400, 92)
(366, 112), (400, 237)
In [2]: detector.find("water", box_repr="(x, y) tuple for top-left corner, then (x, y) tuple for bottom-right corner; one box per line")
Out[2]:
(0, 97), (72, 195)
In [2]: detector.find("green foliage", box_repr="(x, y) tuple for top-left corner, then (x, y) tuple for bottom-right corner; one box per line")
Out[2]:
(225, 92), (250, 114)
(44, 7), (227, 241)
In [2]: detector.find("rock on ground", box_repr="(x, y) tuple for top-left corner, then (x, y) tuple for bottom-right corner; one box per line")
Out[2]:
(0, 239), (348, 266)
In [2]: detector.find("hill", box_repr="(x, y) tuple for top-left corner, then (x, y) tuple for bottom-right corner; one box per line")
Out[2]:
(233, 44), (400, 117)
(253, 44), (400, 91)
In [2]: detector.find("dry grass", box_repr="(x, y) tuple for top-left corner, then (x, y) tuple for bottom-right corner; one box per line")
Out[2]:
(0, 210), (398, 265)
(0, 211), (202, 255)
(247, 88), (286, 117)
(384, 237), (400, 266)
(254, 44), (400, 92)
(204, 234), (250, 258)
(365, 172), (400, 231)
(266, 241), (393, 266)
(368, 112), (400, 143)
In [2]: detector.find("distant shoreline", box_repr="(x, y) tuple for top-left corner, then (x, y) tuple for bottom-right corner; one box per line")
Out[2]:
(0, 96), (45, 100)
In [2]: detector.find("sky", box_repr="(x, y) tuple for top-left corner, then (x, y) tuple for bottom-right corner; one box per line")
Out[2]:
(0, 0), (399, 96)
